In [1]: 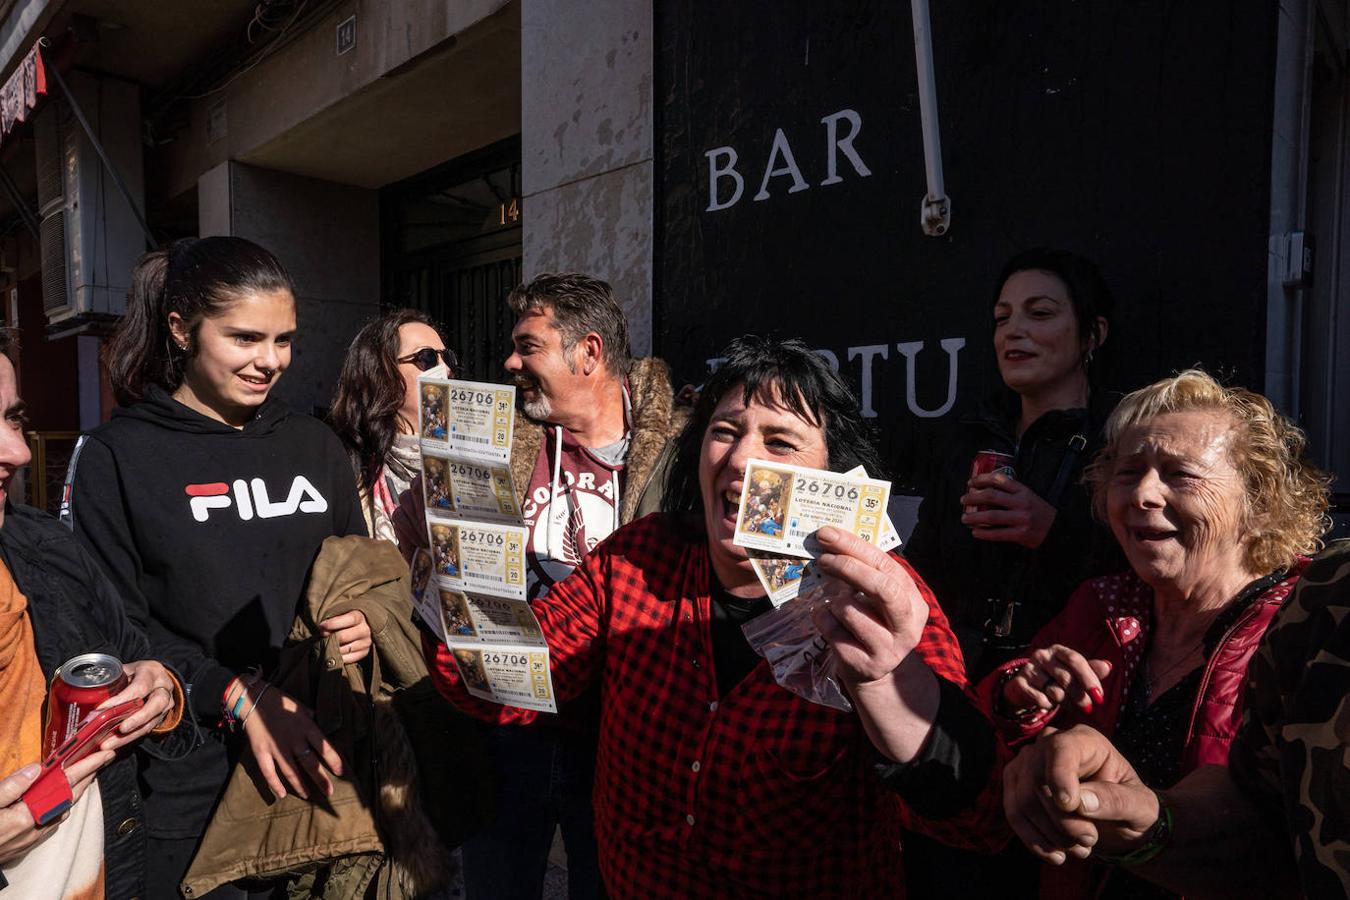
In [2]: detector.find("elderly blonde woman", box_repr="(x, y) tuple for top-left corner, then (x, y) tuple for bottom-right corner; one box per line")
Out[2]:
(978, 369), (1329, 900)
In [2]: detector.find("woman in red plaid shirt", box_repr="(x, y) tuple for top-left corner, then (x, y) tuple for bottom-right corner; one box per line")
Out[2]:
(425, 336), (1007, 897)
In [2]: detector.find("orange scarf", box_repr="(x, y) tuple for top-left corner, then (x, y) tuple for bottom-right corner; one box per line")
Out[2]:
(0, 560), (46, 775)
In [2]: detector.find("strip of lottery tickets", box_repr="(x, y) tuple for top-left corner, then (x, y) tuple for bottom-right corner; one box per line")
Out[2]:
(741, 464), (899, 606)
(410, 548), (555, 712)
(416, 372), (556, 713)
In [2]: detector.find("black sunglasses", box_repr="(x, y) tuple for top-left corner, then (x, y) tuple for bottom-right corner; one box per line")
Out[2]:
(398, 347), (459, 374)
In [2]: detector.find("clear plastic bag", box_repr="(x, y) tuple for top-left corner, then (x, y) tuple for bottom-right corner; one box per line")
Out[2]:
(741, 587), (852, 711)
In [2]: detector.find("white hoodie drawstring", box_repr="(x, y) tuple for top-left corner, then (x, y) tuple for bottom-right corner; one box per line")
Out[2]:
(548, 424), (563, 554)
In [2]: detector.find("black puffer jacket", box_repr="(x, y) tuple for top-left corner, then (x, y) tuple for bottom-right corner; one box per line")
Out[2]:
(0, 503), (196, 900)
(904, 393), (1124, 677)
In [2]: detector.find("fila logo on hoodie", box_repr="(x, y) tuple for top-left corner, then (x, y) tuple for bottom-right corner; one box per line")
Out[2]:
(185, 476), (328, 523)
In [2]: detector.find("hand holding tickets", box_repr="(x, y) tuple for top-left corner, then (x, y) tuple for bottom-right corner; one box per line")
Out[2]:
(417, 372), (556, 713)
(739, 463), (898, 605)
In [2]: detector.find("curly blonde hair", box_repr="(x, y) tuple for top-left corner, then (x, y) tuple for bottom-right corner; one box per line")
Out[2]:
(1085, 369), (1330, 575)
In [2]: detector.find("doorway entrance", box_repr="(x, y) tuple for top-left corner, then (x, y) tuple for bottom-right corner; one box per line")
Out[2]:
(383, 136), (522, 382)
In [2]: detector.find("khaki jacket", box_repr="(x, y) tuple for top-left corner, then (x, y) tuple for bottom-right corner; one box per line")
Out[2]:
(183, 535), (452, 898)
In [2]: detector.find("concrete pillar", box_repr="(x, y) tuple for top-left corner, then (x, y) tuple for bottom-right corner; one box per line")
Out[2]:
(1264, 0), (1311, 417)
(520, 0), (654, 355)
(198, 161), (380, 415)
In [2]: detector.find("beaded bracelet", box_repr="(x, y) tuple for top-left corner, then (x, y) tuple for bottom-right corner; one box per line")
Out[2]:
(220, 668), (263, 730)
(1094, 792), (1174, 866)
(219, 677), (245, 729)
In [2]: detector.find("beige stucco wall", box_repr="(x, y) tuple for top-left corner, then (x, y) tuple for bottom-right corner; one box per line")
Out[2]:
(520, 0), (654, 355)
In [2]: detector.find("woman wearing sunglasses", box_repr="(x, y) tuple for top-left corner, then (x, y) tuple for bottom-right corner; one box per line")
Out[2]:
(330, 309), (457, 545)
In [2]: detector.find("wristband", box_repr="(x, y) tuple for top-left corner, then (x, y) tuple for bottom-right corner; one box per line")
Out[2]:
(1094, 791), (1173, 866)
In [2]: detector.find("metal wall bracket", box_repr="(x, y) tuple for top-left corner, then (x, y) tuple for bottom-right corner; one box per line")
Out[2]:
(920, 194), (950, 237)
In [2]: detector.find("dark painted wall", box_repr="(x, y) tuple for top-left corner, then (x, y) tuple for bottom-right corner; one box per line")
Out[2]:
(656, 0), (1279, 489)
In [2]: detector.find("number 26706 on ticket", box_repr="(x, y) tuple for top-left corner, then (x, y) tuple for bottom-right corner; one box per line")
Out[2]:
(733, 460), (891, 559)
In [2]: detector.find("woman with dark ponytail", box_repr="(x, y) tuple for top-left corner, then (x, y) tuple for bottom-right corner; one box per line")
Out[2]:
(65, 237), (369, 897)
(329, 309), (455, 545)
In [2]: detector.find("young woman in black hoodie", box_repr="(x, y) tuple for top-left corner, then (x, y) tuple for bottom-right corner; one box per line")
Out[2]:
(65, 237), (369, 897)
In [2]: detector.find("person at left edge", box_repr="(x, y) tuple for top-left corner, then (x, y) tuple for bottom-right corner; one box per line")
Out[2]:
(0, 327), (188, 899)
(63, 238), (368, 898)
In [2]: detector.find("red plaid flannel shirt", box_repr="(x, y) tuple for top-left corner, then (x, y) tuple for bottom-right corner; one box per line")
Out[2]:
(426, 514), (1005, 898)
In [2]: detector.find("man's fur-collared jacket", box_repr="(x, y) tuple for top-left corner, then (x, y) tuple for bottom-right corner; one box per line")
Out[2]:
(507, 357), (688, 524)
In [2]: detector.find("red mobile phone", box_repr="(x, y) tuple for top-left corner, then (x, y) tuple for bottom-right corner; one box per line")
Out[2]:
(22, 699), (144, 826)
(43, 699), (145, 769)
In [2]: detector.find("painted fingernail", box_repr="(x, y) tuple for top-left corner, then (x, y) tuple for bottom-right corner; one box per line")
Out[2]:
(1081, 700), (1094, 714)
(1089, 687), (1105, 705)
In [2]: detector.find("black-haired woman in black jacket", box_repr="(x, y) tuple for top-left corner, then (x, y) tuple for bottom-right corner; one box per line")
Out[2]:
(906, 248), (1122, 678)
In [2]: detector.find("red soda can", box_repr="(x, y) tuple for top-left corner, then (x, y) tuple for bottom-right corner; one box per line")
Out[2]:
(965, 450), (1017, 516)
(43, 653), (128, 759)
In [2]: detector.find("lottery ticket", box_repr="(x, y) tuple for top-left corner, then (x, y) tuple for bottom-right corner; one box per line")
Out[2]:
(450, 645), (557, 713)
(435, 589), (547, 646)
(409, 548), (438, 632)
(422, 451), (521, 522)
(418, 375), (515, 464)
(746, 548), (824, 607)
(426, 516), (528, 601)
(734, 460), (891, 558)
(842, 466), (900, 551)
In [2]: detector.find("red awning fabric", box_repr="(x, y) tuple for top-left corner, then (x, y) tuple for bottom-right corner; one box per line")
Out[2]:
(1, 42), (47, 141)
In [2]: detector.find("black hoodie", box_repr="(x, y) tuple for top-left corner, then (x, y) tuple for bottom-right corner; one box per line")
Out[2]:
(65, 385), (365, 838)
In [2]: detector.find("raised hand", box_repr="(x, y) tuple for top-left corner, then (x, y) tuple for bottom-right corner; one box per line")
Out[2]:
(810, 526), (930, 685)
